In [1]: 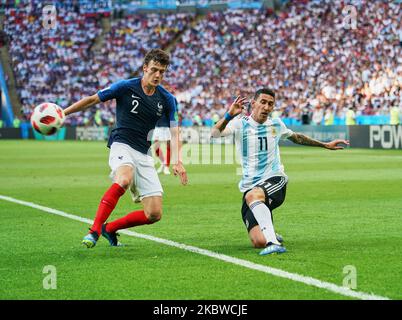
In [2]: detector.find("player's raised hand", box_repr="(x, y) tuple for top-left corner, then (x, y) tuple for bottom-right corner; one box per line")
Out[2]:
(228, 96), (248, 117)
(325, 139), (350, 150)
(172, 162), (188, 185)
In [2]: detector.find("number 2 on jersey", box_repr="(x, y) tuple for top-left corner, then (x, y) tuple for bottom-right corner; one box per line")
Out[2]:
(131, 95), (139, 114)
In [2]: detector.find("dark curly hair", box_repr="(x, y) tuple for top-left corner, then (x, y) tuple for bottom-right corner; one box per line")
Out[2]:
(143, 49), (171, 67)
(254, 88), (275, 100)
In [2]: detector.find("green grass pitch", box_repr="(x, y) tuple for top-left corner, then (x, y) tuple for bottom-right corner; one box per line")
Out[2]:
(0, 140), (401, 300)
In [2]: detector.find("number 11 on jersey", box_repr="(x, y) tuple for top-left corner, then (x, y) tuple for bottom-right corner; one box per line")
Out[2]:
(258, 137), (267, 151)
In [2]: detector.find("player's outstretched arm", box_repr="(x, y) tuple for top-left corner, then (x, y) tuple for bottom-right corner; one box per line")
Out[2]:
(288, 132), (350, 150)
(170, 126), (188, 185)
(64, 94), (101, 116)
(211, 96), (248, 138)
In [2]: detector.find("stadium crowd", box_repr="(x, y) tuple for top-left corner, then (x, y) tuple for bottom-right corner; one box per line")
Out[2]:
(168, 0), (402, 125)
(91, 12), (195, 127)
(2, 0), (402, 126)
(3, 1), (194, 126)
(4, 2), (103, 125)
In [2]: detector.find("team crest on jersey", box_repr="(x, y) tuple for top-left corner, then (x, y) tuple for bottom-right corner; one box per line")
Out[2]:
(157, 102), (163, 116)
(271, 127), (277, 137)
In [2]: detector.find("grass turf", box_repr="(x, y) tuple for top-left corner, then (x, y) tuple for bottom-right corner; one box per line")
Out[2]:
(0, 140), (401, 300)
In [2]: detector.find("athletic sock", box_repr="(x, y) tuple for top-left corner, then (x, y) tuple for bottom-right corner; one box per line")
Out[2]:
(155, 147), (165, 164)
(249, 200), (281, 246)
(91, 183), (126, 235)
(106, 210), (152, 233)
(166, 142), (171, 167)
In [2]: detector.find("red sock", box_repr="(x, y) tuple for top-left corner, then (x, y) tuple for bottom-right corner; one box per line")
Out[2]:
(91, 183), (125, 235)
(106, 210), (152, 233)
(166, 142), (171, 167)
(155, 146), (165, 163)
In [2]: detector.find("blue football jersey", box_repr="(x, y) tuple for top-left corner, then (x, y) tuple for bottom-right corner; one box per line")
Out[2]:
(97, 77), (178, 154)
(156, 112), (172, 128)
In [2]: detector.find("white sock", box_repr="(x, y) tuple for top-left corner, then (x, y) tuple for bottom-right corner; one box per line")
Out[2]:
(249, 200), (280, 246)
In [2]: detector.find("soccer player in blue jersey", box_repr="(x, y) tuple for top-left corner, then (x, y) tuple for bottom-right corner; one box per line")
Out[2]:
(212, 89), (349, 256)
(63, 49), (188, 248)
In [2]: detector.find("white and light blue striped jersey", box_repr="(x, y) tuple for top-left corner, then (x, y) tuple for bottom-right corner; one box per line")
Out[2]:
(224, 116), (294, 193)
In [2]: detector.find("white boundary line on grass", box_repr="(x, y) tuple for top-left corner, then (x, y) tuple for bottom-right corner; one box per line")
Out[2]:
(0, 194), (390, 300)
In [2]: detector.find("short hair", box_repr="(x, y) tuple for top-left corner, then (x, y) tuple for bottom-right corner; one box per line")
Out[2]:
(143, 49), (171, 67)
(254, 88), (275, 100)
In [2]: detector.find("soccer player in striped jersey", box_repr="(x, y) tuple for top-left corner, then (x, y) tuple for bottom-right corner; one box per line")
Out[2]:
(212, 89), (349, 256)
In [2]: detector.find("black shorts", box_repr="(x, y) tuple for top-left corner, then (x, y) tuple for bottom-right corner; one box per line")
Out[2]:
(241, 176), (287, 232)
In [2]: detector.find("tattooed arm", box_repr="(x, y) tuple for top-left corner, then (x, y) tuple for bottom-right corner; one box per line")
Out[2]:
(288, 132), (349, 150)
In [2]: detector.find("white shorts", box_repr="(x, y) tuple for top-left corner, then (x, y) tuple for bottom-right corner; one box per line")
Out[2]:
(153, 126), (171, 141)
(109, 142), (163, 201)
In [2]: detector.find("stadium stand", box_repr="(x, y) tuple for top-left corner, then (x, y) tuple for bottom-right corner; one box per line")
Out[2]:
(85, 11), (196, 127)
(1, 0), (401, 127)
(167, 0), (402, 126)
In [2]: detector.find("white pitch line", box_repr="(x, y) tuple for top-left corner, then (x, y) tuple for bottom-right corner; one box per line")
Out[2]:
(0, 194), (390, 300)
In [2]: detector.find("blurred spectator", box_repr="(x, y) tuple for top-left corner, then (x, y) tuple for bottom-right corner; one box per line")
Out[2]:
(324, 107), (334, 126)
(300, 105), (312, 125)
(345, 107), (356, 125)
(0, 31), (9, 47)
(390, 104), (400, 125)
(312, 105), (324, 125)
(13, 117), (20, 128)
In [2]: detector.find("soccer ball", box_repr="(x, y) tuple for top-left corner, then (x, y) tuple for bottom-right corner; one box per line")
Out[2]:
(30, 103), (65, 136)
